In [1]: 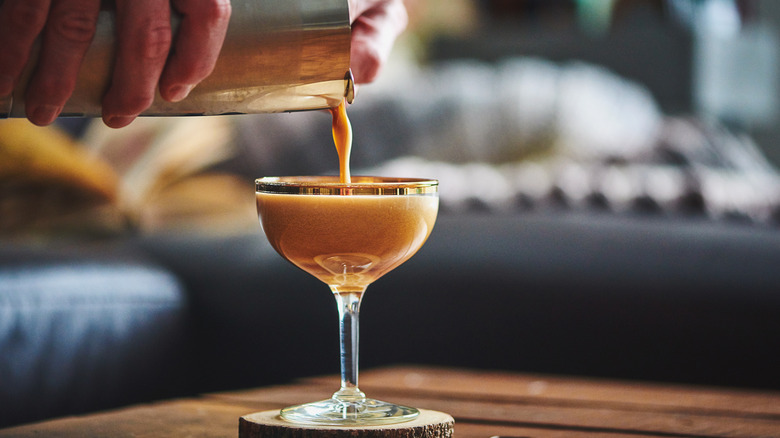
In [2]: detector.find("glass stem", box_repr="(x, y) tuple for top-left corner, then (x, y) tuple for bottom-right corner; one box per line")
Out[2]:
(333, 291), (366, 402)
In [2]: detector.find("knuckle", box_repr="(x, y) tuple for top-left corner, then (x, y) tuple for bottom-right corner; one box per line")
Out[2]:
(51, 9), (97, 43)
(205, 0), (232, 25)
(6, 1), (48, 30)
(135, 21), (172, 60)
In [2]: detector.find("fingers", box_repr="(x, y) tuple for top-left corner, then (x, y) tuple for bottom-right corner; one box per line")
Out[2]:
(160, 0), (231, 102)
(24, 0), (100, 126)
(102, 0), (172, 128)
(1, 0), (229, 128)
(349, 0), (407, 84)
(0, 0), (51, 98)
(103, 0), (230, 127)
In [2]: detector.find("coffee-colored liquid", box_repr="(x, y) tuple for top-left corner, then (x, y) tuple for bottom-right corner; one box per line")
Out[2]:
(256, 193), (438, 292)
(330, 99), (352, 183)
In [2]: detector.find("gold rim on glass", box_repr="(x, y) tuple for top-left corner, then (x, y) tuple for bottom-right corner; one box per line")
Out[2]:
(255, 176), (438, 196)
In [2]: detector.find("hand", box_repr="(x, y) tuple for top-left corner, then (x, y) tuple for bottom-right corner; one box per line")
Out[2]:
(0, 0), (231, 128)
(349, 0), (407, 84)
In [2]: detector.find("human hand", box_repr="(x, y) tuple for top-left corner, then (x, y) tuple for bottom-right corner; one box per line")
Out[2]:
(0, 0), (231, 128)
(349, 0), (407, 84)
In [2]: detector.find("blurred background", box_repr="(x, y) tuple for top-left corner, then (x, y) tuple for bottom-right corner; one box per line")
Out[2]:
(4, 0), (780, 429)
(409, 0), (780, 163)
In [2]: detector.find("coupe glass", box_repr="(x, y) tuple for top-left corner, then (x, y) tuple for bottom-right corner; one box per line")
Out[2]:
(255, 176), (439, 425)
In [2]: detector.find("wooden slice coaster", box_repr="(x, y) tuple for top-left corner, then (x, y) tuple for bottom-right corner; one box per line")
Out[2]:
(239, 409), (454, 438)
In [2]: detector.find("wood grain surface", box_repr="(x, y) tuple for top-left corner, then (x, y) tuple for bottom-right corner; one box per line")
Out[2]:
(3, 365), (780, 438)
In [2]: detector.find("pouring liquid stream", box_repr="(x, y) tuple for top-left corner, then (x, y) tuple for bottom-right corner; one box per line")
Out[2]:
(330, 99), (352, 184)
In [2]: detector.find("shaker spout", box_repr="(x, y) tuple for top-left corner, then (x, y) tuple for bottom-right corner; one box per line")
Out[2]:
(345, 69), (355, 104)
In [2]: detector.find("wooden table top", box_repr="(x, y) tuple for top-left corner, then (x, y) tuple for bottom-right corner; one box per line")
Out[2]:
(3, 365), (780, 437)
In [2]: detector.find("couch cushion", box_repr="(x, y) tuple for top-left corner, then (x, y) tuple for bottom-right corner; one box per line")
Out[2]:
(0, 243), (188, 427)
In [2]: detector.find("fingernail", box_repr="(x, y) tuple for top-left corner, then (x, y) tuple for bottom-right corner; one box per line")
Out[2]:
(167, 84), (194, 102)
(30, 104), (62, 126)
(105, 115), (135, 128)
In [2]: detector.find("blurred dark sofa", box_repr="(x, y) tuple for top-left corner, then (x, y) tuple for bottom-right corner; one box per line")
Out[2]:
(2, 207), (780, 428)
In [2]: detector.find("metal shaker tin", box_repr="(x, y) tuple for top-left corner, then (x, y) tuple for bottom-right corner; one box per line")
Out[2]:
(0, 0), (353, 118)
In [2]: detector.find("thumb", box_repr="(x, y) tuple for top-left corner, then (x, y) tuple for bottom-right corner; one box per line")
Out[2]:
(349, 0), (407, 84)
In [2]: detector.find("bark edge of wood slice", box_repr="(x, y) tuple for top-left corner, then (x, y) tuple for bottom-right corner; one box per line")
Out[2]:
(239, 409), (454, 438)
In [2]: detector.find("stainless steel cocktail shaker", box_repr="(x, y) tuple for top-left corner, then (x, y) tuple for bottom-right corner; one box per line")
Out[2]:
(0, 0), (353, 118)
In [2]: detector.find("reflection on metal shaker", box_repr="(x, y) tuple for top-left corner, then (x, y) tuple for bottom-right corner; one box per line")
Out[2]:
(0, 0), (353, 118)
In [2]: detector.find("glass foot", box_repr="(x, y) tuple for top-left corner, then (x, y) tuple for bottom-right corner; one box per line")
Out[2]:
(280, 397), (419, 426)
